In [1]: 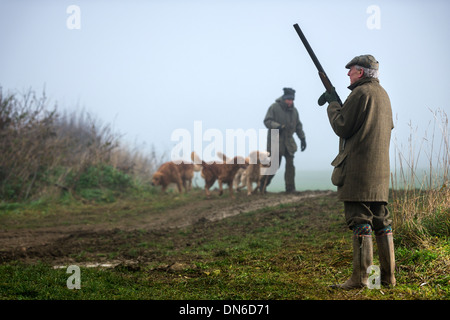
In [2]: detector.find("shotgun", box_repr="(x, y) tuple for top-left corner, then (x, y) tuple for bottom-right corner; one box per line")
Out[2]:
(293, 23), (342, 106)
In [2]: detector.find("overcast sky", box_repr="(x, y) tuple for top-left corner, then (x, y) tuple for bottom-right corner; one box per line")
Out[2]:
(1, 0), (449, 179)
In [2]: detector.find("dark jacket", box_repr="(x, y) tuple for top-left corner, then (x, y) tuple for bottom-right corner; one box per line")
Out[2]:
(264, 97), (305, 156)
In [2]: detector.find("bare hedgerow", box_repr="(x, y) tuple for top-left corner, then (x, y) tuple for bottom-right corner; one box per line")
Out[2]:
(110, 142), (167, 185)
(52, 107), (120, 192)
(0, 88), (62, 200)
(0, 87), (165, 201)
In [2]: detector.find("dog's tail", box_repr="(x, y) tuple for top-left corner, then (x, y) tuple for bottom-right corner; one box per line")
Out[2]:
(217, 151), (247, 165)
(191, 151), (206, 169)
(217, 151), (231, 164)
(248, 150), (271, 165)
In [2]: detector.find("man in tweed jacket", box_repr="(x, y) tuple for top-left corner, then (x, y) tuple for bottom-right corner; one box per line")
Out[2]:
(319, 55), (396, 289)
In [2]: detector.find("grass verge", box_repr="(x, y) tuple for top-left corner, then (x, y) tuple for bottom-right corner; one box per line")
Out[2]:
(0, 192), (448, 300)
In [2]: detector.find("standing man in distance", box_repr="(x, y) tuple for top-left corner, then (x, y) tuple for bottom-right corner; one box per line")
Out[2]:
(261, 87), (306, 194)
(319, 55), (396, 289)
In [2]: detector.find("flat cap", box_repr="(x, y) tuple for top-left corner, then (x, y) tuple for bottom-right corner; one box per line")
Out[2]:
(345, 54), (379, 70)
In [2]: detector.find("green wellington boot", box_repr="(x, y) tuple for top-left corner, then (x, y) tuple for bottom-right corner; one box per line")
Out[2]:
(376, 233), (396, 287)
(331, 235), (373, 289)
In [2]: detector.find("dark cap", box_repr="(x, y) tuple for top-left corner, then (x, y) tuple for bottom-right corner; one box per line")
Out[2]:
(345, 54), (379, 70)
(282, 87), (295, 100)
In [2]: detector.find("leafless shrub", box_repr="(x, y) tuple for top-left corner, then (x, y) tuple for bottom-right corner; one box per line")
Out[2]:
(110, 142), (167, 185)
(0, 88), (61, 199)
(0, 87), (164, 201)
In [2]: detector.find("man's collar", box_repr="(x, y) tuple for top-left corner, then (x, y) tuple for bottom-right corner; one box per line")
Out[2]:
(348, 77), (379, 90)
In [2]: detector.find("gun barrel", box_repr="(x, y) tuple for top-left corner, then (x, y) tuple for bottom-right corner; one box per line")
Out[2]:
(293, 23), (326, 74)
(293, 23), (343, 106)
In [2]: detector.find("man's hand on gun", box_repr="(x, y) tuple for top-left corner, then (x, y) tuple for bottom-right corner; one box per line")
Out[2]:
(318, 87), (339, 106)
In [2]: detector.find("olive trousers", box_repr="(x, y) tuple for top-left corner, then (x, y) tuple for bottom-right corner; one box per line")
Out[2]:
(344, 201), (392, 233)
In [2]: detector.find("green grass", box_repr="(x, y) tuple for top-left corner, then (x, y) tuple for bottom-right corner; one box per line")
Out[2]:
(0, 192), (449, 300)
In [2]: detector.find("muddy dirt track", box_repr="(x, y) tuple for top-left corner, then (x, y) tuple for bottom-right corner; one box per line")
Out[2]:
(0, 190), (334, 266)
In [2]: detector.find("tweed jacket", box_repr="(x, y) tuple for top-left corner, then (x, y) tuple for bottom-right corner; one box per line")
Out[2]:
(327, 77), (393, 202)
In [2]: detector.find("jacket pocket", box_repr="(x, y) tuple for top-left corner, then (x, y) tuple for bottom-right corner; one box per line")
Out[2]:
(331, 153), (347, 187)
